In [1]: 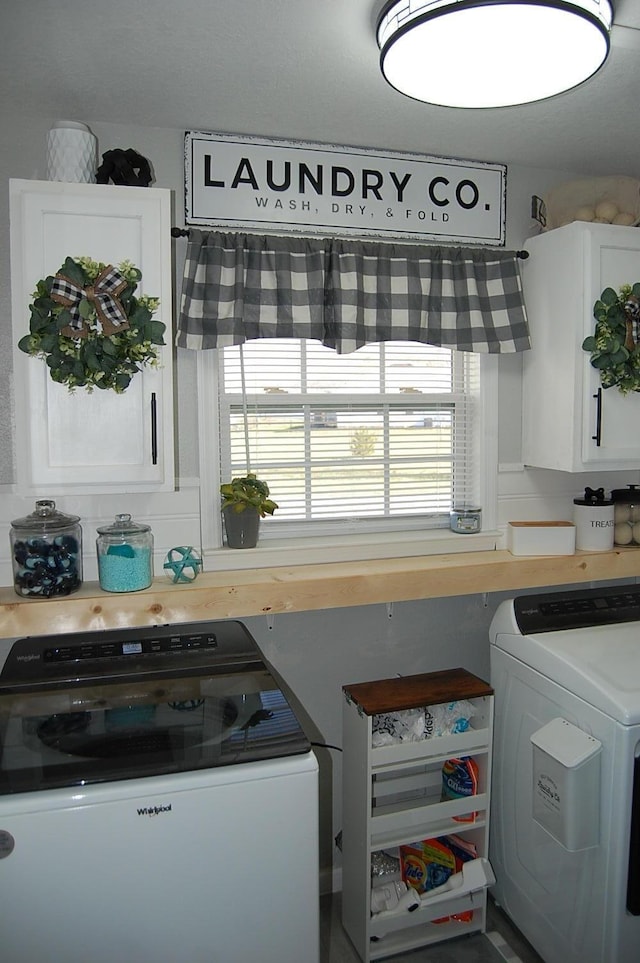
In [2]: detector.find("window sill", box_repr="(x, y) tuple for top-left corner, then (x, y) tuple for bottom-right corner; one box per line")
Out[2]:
(205, 528), (500, 571)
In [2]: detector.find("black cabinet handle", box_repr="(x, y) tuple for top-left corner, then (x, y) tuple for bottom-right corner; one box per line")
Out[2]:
(151, 392), (158, 465)
(592, 388), (602, 447)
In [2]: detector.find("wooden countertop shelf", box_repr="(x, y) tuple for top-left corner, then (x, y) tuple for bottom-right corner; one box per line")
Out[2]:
(1, 547), (639, 640)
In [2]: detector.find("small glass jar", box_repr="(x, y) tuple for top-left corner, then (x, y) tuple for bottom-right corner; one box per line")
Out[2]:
(10, 499), (83, 599)
(96, 514), (153, 593)
(611, 485), (640, 546)
(450, 506), (482, 534)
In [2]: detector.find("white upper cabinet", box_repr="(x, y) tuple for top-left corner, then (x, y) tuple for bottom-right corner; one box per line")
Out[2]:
(522, 221), (640, 472)
(10, 179), (175, 494)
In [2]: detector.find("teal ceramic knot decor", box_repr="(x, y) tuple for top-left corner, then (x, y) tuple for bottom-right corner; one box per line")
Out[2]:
(163, 546), (203, 583)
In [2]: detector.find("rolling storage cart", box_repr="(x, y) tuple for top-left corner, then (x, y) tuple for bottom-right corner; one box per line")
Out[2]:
(341, 669), (494, 962)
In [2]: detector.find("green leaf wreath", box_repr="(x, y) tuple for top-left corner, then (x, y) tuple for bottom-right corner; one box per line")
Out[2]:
(18, 255), (166, 393)
(582, 283), (640, 395)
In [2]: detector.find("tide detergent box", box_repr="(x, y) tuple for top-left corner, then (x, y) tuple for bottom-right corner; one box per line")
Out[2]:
(399, 834), (477, 922)
(400, 834), (476, 895)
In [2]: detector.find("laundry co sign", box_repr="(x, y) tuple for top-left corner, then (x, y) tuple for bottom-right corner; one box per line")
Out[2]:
(184, 131), (506, 245)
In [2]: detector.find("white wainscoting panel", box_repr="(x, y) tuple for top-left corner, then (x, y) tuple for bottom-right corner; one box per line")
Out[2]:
(0, 482), (201, 588)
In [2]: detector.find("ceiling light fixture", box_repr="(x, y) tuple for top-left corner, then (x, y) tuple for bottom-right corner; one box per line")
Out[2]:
(377, 0), (613, 109)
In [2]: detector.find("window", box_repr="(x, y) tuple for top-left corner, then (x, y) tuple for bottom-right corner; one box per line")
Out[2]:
(198, 338), (497, 553)
(181, 230), (522, 561)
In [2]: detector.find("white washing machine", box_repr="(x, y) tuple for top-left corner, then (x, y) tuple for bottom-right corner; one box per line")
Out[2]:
(489, 585), (640, 963)
(0, 621), (319, 963)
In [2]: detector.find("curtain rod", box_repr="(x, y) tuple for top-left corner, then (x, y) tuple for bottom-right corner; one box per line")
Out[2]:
(170, 227), (530, 258)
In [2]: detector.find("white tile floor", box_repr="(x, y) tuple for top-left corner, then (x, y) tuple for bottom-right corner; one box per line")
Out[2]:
(321, 893), (546, 963)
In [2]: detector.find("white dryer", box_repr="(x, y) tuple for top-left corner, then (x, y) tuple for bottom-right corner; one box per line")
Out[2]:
(489, 585), (640, 963)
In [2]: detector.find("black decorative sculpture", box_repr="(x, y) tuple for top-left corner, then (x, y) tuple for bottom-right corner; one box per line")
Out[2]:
(96, 149), (152, 187)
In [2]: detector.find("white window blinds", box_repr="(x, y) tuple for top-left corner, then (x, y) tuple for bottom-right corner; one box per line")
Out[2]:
(217, 338), (480, 531)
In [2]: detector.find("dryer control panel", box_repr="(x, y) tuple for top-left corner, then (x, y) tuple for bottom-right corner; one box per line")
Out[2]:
(514, 584), (640, 634)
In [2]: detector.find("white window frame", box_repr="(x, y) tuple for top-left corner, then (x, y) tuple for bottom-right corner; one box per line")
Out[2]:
(196, 348), (499, 569)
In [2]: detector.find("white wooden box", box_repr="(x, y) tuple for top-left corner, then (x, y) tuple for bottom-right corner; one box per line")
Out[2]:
(507, 521), (576, 556)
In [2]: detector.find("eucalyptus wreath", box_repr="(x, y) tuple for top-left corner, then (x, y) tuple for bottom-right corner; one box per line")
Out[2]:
(582, 283), (640, 395)
(18, 255), (166, 393)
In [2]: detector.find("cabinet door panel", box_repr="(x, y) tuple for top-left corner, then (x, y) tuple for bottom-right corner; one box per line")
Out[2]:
(45, 382), (146, 468)
(523, 222), (640, 472)
(10, 180), (174, 493)
(580, 236), (640, 466)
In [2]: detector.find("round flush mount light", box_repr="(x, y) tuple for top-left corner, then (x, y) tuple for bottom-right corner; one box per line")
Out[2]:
(377, 0), (613, 109)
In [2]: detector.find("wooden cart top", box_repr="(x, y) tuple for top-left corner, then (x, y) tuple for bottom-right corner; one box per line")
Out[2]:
(343, 667), (493, 715)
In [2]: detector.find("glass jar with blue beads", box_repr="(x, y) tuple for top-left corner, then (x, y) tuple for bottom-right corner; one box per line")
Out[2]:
(96, 513), (153, 593)
(10, 499), (83, 599)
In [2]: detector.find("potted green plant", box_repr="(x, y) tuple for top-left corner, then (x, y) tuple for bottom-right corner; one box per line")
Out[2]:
(220, 473), (278, 548)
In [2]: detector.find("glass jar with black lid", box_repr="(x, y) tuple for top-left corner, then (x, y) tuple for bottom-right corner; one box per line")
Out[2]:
(611, 484), (640, 546)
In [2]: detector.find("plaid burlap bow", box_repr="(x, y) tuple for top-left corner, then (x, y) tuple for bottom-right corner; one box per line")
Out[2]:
(51, 264), (129, 338)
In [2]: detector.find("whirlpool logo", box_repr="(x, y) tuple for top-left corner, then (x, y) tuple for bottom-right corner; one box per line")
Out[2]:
(137, 804), (172, 817)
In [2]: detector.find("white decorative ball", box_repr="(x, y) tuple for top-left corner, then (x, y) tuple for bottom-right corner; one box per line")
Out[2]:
(614, 504), (631, 523)
(594, 200), (619, 222)
(613, 212), (636, 226)
(615, 523), (633, 545)
(574, 206), (595, 222)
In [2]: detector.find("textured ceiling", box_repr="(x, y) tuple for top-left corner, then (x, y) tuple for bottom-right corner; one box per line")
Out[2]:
(3, 0), (640, 177)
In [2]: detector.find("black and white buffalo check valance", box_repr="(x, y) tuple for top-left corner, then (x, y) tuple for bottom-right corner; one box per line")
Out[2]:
(176, 229), (530, 354)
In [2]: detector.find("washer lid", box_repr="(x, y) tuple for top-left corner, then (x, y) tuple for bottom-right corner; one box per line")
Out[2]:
(0, 621), (311, 795)
(492, 617), (640, 725)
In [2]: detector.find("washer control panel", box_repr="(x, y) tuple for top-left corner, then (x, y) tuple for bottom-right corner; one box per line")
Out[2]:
(0, 620), (260, 690)
(43, 631), (217, 664)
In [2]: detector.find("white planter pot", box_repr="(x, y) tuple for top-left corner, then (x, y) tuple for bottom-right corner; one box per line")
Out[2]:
(47, 121), (97, 183)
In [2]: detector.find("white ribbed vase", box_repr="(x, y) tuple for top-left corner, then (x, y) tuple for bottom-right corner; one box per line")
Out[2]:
(46, 121), (97, 183)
